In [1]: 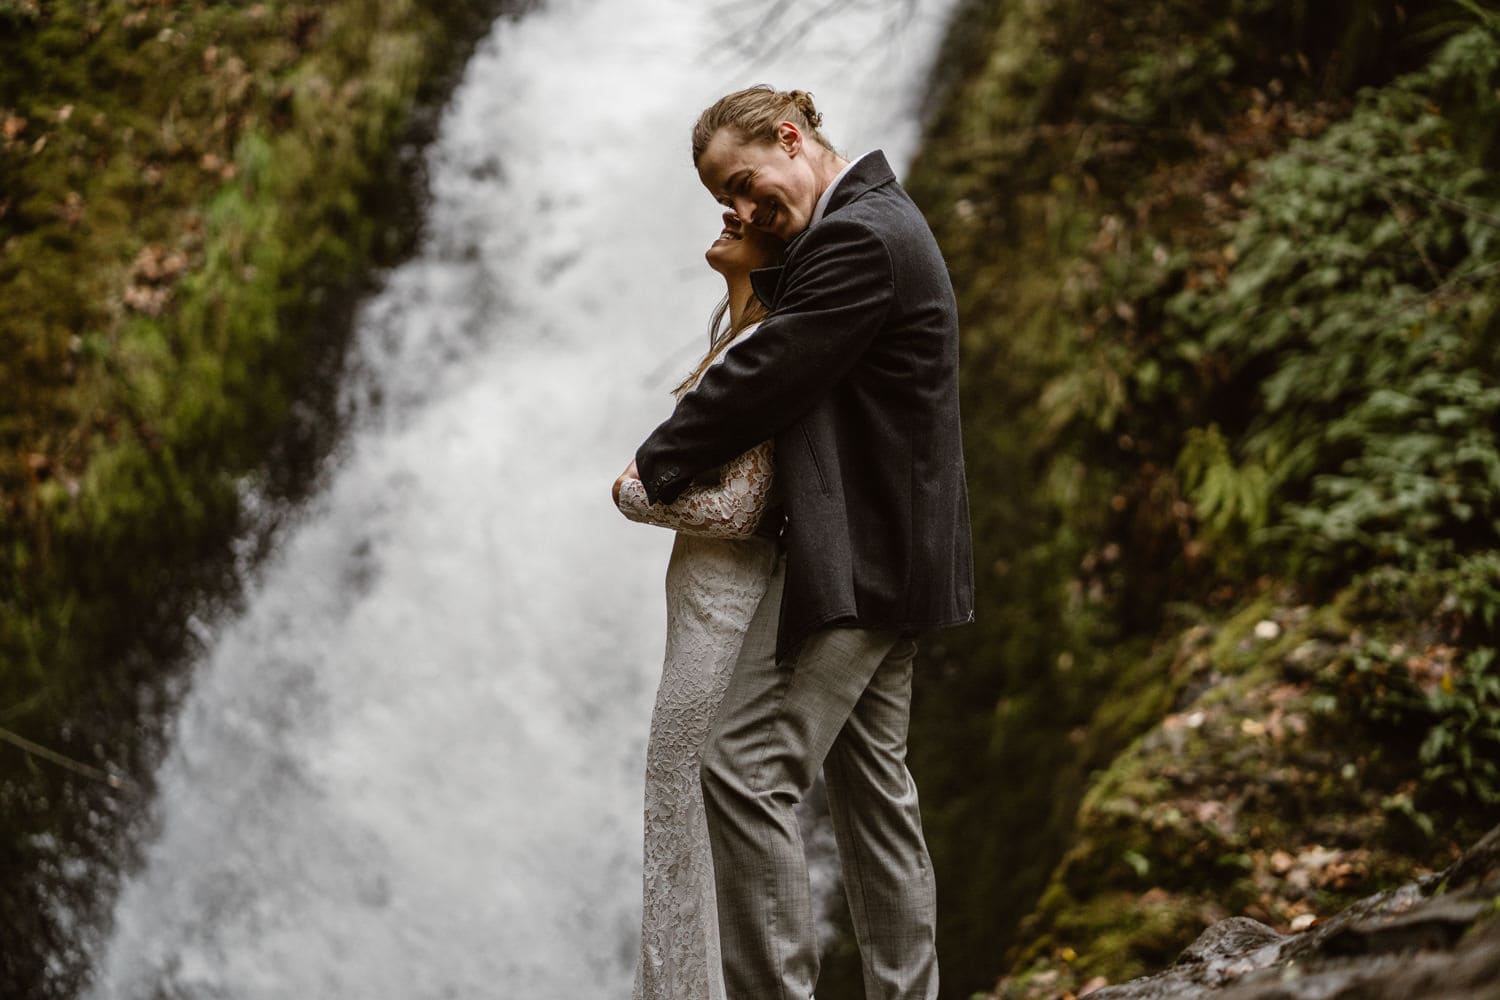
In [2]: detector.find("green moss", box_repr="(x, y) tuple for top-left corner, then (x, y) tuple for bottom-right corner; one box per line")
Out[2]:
(898, 3), (1500, 994)
(989, 579), (1494, 994)
(0, 0), (501, 714)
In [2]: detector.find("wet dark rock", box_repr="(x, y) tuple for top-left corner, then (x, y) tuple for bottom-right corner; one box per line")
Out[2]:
(1175, 918), (1284, 971)
(1089, 824), (1500, 999)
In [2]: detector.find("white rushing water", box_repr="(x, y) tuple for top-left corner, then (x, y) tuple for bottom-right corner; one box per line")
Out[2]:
(85, 1), (957, 996)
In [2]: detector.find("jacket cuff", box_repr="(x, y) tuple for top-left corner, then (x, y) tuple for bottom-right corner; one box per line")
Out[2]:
(636, 451), (687, 506)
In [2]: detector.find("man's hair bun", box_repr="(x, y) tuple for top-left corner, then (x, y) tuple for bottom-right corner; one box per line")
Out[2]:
(786, 90), (822, 130)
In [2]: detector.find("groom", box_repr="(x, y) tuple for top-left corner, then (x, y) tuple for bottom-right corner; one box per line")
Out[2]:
(634, 86), (973, 1000)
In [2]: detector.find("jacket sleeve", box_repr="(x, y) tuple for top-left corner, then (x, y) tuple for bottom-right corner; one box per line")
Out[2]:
(635, 216), (895, 505)
(615, 440), (775, 538)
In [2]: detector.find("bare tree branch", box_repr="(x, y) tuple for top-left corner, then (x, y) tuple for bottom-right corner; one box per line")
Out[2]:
(701, 0), (921, 80)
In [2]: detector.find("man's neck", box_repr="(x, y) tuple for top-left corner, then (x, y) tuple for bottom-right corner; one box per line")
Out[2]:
(809, 151), (862, 230)
(811, 149), (851, 206)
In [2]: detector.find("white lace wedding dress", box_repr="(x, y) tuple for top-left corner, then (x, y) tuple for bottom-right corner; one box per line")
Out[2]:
(615, 419), (778, 1000)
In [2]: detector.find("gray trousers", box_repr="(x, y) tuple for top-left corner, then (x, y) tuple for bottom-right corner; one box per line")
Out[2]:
(701, 559), (939, 1000)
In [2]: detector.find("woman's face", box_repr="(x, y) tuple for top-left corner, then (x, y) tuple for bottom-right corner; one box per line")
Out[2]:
(704, 210), (783, 276)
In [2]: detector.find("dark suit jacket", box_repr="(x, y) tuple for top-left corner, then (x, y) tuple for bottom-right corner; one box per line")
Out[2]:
(636, 150), (974, 658)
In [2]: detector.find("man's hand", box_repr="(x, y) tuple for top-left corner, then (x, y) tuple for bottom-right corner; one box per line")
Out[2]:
(612, 460), (640, 504)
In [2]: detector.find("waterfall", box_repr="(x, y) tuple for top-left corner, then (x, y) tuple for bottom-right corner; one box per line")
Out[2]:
(84, 1), (957, 996)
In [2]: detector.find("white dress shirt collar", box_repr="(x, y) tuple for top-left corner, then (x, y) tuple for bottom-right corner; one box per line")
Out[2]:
(809, 152), (869, 228)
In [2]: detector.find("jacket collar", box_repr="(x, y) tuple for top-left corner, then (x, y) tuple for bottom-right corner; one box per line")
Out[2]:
(819, 149), (894, 219)
(782, 149), (895, 258)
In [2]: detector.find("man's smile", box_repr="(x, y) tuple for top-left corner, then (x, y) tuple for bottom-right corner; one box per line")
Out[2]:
(752, 200), (779, 232)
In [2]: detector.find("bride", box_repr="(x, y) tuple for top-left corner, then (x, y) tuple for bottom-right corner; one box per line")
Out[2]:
(612, 209), (785, 1000)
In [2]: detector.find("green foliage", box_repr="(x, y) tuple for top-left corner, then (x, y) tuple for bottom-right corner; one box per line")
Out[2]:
(904, 2), (1500, 995)
(1093, 22), (1500, 827)
(1451, 0), (1500, 31)
(1109, 38), (1500, 822)
(0, 0), (499, 716)
(993, 585), (1493, 998)
(1333, 631), (1500, 808)
(1419, 646), (1500, 800)
(1177, 424), (1270, 557)
(1172, 27), (1500, 591)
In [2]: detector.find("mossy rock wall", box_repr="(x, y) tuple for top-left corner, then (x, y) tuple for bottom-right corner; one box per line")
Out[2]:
(899, 0), (1500, 995)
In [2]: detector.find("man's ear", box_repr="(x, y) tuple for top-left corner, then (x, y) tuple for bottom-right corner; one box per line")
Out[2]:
(776, 121), (802, 156)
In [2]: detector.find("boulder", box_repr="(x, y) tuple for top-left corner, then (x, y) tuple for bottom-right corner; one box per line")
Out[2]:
(1088, 824), (1500, 999)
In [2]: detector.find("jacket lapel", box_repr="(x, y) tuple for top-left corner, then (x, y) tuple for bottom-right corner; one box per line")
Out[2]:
(821, 150), (895, 217)
(750, 265), (784, 308)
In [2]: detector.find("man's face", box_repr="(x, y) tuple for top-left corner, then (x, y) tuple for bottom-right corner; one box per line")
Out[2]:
(697, 126), (818, 243)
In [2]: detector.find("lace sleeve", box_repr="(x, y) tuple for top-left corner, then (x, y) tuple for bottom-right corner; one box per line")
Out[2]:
(616, 440), (774, 538)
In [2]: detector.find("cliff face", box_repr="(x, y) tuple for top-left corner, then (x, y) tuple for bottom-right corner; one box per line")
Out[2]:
(900, 0), (1500, 995)
(0, 3), (510, 996)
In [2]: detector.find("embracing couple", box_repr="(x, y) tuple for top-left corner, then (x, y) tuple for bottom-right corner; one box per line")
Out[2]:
(612, 85), (974, 1000)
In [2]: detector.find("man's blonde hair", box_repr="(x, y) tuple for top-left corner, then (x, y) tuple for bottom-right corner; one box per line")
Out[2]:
(691, 85), (832, 165)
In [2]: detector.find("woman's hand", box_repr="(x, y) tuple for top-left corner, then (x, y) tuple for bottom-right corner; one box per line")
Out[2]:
(612, 460), (640, 504)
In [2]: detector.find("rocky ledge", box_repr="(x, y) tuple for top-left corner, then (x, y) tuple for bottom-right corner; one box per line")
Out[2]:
(1090, 823), (1500, 999)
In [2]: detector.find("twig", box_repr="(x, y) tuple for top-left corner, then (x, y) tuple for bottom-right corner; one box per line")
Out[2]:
(1374, 187), (1444, 288)
(0, 723), (140, 794)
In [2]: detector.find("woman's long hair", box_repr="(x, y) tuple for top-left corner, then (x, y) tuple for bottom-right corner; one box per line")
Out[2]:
(673, 288), (768, 398)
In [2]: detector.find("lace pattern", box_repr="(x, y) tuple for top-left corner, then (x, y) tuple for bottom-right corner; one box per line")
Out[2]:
(616, 441), (775, 538)
(617, 441), (778, 1000)
(634, 533), (776, 1000)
